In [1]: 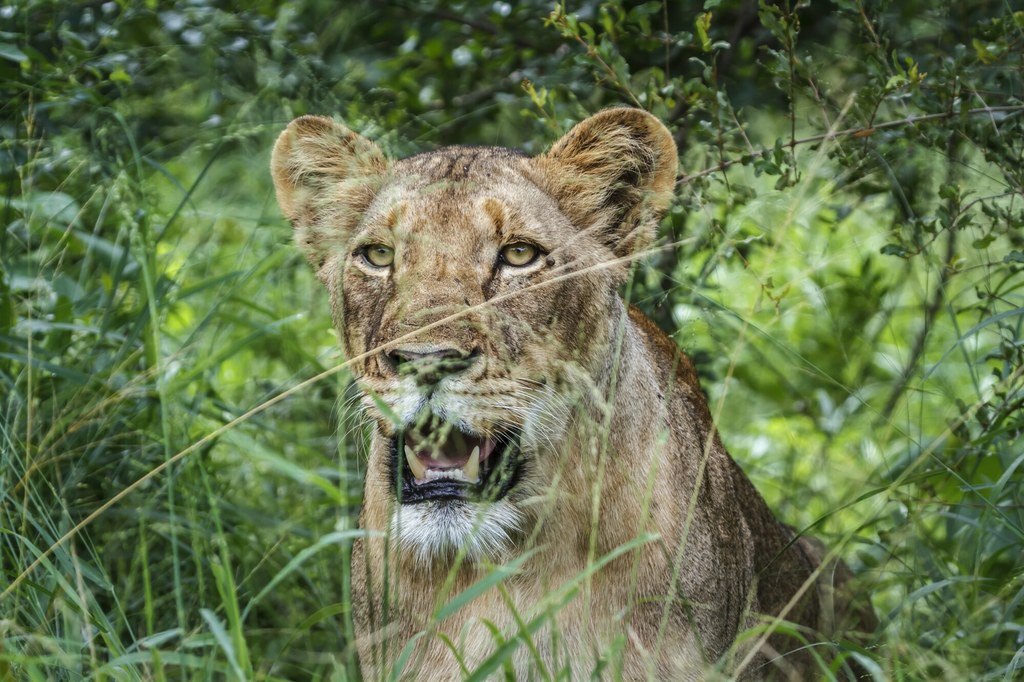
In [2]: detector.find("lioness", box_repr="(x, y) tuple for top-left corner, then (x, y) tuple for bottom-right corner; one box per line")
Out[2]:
(271, 108), (873, 680)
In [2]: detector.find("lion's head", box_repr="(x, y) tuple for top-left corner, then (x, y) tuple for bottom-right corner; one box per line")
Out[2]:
(271, 109), (677, 565)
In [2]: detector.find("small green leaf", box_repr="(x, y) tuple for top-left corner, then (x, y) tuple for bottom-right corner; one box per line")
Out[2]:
(753, 159), (781, 176)
(109, 66), (132, 84)
(0, 43), (28, 63)
(696, 12), (712, 52)
(881, 244), (909, 258)
(972, 38), (1004, 64)
(1004, 250), (1024, 264)
(972, 234), (995, 249)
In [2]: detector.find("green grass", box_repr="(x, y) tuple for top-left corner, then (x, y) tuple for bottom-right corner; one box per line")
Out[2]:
(2, 0), (1023, 679)
(3, 121), (1022, 680)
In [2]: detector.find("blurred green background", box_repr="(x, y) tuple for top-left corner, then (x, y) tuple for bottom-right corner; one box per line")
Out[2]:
(2, 0), (1022, 679)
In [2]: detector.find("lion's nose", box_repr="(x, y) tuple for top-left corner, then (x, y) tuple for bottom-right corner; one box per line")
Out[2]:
(386, 346), (478, 384)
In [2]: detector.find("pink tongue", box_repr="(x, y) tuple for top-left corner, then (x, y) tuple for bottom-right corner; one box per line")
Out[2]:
(406, 432), (497, 470)
(415, 449), (468, 469)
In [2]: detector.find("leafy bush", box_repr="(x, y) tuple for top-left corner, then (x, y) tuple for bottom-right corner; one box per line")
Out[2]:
(1, 0), (1022, 679)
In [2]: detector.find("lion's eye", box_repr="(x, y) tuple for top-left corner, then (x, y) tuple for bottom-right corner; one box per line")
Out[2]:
(500, 243), (539, 267)
(362, 244), (395, 268)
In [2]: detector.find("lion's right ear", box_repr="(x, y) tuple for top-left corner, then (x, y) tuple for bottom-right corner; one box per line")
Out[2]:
(270, 115), (388, 270)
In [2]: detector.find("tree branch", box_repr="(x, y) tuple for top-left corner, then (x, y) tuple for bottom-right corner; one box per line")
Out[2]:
(677, 105), (1024, 185)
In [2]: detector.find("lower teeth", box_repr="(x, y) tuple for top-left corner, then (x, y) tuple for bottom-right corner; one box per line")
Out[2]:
(423, 469), (472, 483)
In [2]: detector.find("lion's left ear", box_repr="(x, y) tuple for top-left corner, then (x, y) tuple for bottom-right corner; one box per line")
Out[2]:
(537, 108), (678, 261)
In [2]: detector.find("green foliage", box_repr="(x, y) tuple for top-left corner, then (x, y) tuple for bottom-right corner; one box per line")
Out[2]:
(1, 0), (1022, 679)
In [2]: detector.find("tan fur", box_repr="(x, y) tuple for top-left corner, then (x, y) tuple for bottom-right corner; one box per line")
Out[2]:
(271, 109), (875, 680)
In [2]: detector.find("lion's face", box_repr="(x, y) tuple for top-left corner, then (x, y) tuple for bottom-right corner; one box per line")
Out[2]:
(336, 154), (614, 562)
(271, 110), (677, 563)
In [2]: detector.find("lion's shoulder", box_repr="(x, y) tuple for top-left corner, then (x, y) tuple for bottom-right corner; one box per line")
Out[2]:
(626, 305), (703, 398)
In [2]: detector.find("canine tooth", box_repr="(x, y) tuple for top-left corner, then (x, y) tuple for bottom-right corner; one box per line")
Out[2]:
(464, 445), (480, 483)
(405, 445), (427, 481)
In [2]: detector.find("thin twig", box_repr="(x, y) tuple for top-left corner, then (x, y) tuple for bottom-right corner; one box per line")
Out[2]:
(879, 228), (956, 421)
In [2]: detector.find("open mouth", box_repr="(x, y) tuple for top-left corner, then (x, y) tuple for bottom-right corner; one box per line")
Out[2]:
(388, 419), (522, 504)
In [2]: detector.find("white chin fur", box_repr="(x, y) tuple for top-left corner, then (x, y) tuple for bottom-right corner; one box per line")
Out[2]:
(391, 499), (523, 565)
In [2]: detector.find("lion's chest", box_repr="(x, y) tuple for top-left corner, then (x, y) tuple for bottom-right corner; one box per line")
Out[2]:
(405, 582), (607, 679)
(361, 565), (704, 681)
